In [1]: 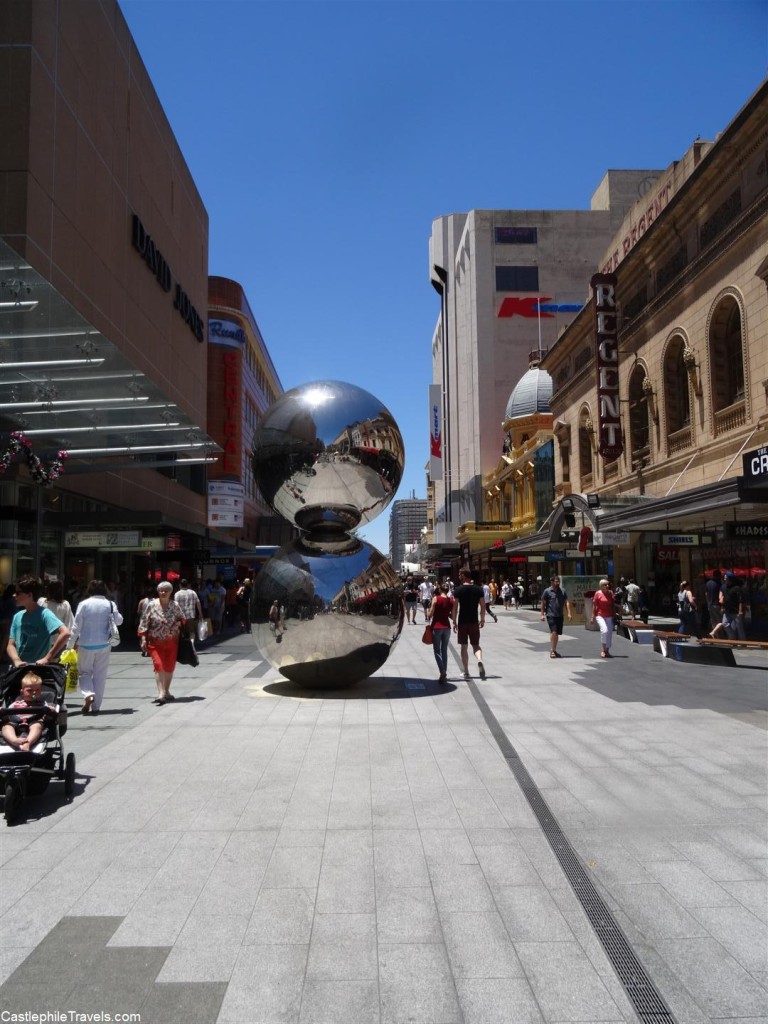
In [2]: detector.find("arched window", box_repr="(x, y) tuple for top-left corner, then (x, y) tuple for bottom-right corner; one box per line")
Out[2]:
(578, 409), (592, 484)
(559, 442), (570, 483)
(710, 296), (745, 413)
(664, 337), (691, 450)
(628, 365), (650, 467)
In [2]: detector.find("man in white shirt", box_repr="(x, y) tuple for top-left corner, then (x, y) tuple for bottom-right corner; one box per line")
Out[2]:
(418, 579), (434, 622)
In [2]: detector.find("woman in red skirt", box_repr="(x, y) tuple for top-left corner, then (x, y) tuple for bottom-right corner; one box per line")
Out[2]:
(138, 581), (185, 705)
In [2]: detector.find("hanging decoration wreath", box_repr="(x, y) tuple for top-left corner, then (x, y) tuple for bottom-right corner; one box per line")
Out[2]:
(0, 432), (68, 484)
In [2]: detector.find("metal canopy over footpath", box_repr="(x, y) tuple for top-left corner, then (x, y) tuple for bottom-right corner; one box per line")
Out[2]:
(0, 237), (221, 474)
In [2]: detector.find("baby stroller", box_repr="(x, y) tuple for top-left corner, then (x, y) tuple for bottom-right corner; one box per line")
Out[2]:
(0, 663), (75, 824)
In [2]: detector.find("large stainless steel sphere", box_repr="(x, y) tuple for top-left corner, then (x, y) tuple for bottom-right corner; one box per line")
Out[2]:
(251, 535), (404, 687)
(251, 380), (404, 532)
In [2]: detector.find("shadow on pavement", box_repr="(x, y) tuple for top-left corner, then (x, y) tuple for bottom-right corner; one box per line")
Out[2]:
(263, 677), (459, 700)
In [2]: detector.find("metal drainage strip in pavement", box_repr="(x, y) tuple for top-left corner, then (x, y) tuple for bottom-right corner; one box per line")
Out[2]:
(465, 677), (677, 1024)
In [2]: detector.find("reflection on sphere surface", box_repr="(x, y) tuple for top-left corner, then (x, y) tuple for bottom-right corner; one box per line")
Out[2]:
(250, 380), (404, 531)
(250, 535), (404, 687)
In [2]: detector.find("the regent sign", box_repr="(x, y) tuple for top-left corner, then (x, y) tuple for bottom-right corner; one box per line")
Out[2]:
(132, 215), (205, 342)
(591, 273), (622, 461)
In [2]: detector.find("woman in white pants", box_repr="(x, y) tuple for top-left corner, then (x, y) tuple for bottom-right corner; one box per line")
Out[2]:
(590, 578), (616, 659)
(71, 579), (123, 714)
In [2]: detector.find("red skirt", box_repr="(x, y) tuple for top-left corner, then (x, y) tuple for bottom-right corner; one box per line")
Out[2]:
(147, 637), (179, 673)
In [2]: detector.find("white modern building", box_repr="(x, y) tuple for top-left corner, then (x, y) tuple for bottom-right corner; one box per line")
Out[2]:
(428, 172), (664, 551)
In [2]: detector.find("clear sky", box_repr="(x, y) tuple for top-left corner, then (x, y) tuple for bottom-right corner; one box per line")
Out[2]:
(120, 0), (767, 556)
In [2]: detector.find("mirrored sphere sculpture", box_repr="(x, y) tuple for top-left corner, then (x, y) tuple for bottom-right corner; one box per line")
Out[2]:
(250, 380), (404, 532)
(251, 535), (403, 687)
(250, 381), (404, 687)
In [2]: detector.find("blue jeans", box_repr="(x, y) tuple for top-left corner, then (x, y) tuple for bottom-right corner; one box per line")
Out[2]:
(432, 627), (450, 676)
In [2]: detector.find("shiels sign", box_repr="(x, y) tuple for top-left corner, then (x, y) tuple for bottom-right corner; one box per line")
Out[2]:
(591, 273), (622, 461)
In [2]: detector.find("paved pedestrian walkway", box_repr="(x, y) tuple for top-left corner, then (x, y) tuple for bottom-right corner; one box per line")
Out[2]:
(0, 608), (766, 1023)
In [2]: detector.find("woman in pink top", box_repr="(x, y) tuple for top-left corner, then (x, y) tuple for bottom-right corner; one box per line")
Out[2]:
(591, 579), (616, 659)
(428, 582), (455, 684)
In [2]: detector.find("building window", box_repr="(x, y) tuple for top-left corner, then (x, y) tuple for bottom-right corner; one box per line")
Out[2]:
(495, 266), (539, 292)
(623, 285), (648, 322)
(628, 365), (650, 467)
(494, 227), (538, 245)
(573, 346), (592, 372)
(578, 410), (593, 483)
(559, 443), (570, 483)
(709, 296), (745, 413)
(657, 249), (687, 292)
(700, 188), (742, 250)
(664, 336), (691, 434)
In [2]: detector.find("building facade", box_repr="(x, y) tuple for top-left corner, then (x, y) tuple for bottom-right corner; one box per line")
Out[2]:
(472, 358), (555, 587)
(206, 277), (293, 574)
(0, 3), (257, 609)
(389, 498), (427, 571)
(427, 173), (662, 558)
(535, 80), (768, 628)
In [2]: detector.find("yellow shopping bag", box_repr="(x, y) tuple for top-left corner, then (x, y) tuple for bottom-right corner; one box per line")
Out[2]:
(60, 648), (79, 692)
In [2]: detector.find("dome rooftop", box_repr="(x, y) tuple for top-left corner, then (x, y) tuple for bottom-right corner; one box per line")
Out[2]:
(504, 366), (553, 420)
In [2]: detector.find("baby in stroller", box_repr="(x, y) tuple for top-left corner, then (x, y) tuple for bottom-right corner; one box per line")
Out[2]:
(1, 671), (55, 751)
(0, 662), (75, 823)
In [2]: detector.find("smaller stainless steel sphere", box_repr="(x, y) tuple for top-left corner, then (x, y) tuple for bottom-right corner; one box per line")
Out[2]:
(251, 380), (404, 532)
(251, 535), (404, 687)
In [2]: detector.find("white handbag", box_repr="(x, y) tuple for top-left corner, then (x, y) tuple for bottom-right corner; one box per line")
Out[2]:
(108, 603), (121, 647)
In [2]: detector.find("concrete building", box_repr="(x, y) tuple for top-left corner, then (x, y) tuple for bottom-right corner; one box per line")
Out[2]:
(389, 497), (427, 571)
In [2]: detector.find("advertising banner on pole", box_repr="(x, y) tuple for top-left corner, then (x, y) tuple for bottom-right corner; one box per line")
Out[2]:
(429, 384), (443, 481)
(208, 480), (244, 528)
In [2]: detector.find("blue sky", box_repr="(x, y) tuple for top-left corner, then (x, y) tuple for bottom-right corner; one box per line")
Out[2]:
(120, 0), (767, 555)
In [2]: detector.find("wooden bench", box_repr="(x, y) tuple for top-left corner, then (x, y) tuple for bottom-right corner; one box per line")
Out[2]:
(698, 638), (768, 653)
(617, 619), (654, 644)
(654, 632), (766, 666)
(653, 631), (692, 659)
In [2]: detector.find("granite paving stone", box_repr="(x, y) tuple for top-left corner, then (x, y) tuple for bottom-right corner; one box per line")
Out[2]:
(655, 936), (768, 1016)
(217, 944), (309, 1023)
(375, 886), (443, 943)
(306, 912), (377, 980)
(298, 978), (380, 1024)
(378, 942), (462, 1024)
(455, 977), (546, 1024)
(514, 941), (624, 1021)
(689, 903), (768, 972)
(440, 910), (524, 977)
(1, 620), (765, 1023)
(244, 887), (316, 945)
(495, 884), (576, 942)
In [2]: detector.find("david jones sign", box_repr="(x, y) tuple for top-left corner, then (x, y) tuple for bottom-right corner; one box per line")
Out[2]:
(132, 215), (205, 342)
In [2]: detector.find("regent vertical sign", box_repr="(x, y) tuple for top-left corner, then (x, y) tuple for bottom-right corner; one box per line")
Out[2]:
(591, 273), (623, 461)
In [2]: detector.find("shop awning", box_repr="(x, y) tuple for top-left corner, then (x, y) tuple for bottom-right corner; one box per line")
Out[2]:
(597, 479), (768, 532)
(0, 237), (221, 473)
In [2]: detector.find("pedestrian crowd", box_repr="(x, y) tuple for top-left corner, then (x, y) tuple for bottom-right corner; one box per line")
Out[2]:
(1, 573), (255, 721)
